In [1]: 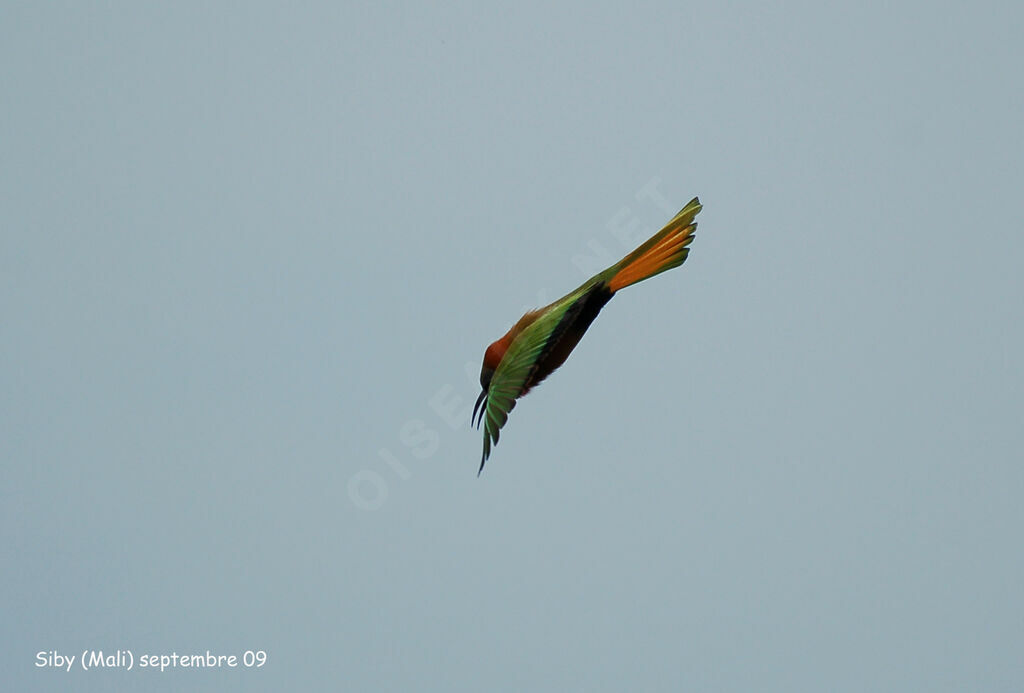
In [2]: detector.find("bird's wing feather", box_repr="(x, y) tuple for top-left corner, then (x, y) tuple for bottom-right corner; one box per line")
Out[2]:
(479, 289), (587, 472)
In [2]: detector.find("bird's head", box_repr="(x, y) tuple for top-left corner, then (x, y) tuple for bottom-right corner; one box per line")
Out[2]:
(472, 363), (494, 429)
(478, 364), (495, 391)
(472, 341), (504, 429)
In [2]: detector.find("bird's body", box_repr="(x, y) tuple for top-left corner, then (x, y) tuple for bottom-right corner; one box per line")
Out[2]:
(473, 197), (702, 473)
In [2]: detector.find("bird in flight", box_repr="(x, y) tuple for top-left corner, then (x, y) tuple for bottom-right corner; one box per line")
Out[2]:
(472, 197), (703, 473)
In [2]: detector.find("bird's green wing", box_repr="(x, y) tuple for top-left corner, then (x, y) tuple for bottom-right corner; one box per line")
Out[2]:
(478, 287), (592, 473)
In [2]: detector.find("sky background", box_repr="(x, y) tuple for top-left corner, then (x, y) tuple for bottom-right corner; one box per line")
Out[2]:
(2, 2), (1023, 691)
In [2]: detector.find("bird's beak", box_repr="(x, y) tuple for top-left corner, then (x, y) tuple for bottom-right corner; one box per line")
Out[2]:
(472, 390), (487, 429)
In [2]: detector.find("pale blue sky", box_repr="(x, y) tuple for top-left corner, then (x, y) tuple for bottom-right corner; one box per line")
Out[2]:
(3, 2), (1023, 691)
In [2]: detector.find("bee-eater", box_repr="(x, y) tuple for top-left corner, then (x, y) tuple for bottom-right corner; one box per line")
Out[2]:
(472, 197), (702, 473)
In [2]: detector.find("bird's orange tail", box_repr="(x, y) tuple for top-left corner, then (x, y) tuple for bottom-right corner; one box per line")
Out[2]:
(607, 197), (701, 293)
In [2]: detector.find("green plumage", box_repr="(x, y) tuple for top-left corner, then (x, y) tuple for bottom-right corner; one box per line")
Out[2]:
(474, 197), (702, 473)
(479, 282), (596, 466)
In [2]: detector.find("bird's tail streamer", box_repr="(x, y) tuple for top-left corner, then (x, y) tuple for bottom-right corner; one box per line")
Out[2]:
(606, 197), (702, 292)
